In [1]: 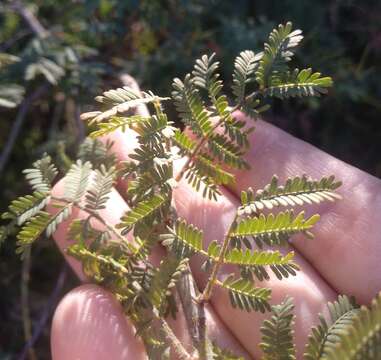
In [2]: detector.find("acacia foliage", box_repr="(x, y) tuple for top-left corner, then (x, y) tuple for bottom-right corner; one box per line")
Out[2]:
(1, 21), (379, 360)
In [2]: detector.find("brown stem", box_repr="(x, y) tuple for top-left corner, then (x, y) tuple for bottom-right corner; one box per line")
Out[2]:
(177, 267), (207, 358)
(154, 308), (193, 360)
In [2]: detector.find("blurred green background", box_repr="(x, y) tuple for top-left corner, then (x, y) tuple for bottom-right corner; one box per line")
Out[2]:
(0, 0), (380, 358)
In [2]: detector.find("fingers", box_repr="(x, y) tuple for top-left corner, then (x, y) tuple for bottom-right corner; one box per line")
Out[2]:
(87, 120), (338, 357)
(48, 143), (250, 358)
(51, 285), (146, 360)
(173, 177), (337, 358)
(226, 114), (381, 303)
(51, 285), (251, 359)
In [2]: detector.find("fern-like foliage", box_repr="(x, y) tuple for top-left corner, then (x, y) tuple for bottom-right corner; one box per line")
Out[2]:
(85, 165), (116, 211)
(239, 175), (342, 215)
(231, 211), (320, 247)
(89, 115), (148, 138)
(172, 74), (213, 137)
(262, 68), (333, 99)
(256, 22), (303, 89)
(224, 249), (299, 281)
(219, 275), (271, 313)
(0, 22), (356, 360)
(207, 134), (249, 170)
(323, 292), (381, 360)
(117, 194), (168, 234)
(77, 138), (116, 169)
(232, 50), (262, 103)
(2, 192), (49, 225)
(80, 87), (170, 124)
(161, 218), (204, 258)
(147, 258), (188, 317)
(16, 205), (72, 256)
(63, 160), (92, 201)
(304, 295), (360, 360)
(23, 154), (58, 193)
(260, 297), (296, 360)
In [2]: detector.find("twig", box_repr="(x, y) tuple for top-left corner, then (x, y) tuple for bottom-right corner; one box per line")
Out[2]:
(0, 29), (32, 51)
(20, 246), (37, 360)
(10, 1), (48, 39)
(174, 103), (241, 183)
(153, 307), (193, 360)
(176, 267), (207, 359)
(18, 264), (68, 360)
(50, 196), (127, 245)
(199, 214), (238, 302)
(0, 84), (49, 175)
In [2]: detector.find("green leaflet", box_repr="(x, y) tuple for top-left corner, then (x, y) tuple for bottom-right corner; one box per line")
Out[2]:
(147, 257), (188, 317)
(239, 175), (342, 215)
(77, 138), (116, 169)
(172, 74), (213, 137)
(16, 205), (72, 257)
(263, 68), (333, 99)
(223, 248), (295, 267)
(232, 50), (262, 102)
(256, 22), (303, 88)
(2, 191), (48, 225)
(85, 165), (116, 211)
(231, 211), (320, 246)
(161, 218), (204, 258)
(304, 295), (361, 360)
(260, 297), (296, 360)
(323, 293), (381, 360)
(118, 194), (168, 234)
(23, 154), (58, 193)
(89, 115), (149, 138)
(218, 275), (271, 313)
(81, 87), (169, 124)
(64, 160), (93, 201)
(207, 133), (249, 170)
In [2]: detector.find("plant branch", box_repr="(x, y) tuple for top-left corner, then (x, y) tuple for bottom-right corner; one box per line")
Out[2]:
(68, 245), (193, 359)
(153, 307), (194, 360)
(176, 266), (208, 358)
(199, 213), (238, 302)
(10, 1), (48, 39)
(174, 107), (237, 182)
(51, 197), (127, 245)
(0, 83), (49, 175)
(20, 246), (37, 360)
(19, 264), (68, 360)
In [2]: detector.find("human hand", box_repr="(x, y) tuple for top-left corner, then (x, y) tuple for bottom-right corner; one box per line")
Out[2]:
(49, 114), (381, 359)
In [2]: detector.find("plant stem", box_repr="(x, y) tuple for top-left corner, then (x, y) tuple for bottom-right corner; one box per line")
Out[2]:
(177, 267), (207, 358)
(198, 214), (238, 302)
(21, 246), (37, 360)
(70, 246), (193, 359)
(0, 84), (49, 175)
(175, 105), (239, 183)
(19, 264), (67, 360)
(10, 0), (48, 38)
(51, 197), (127, 245)
(153, 307), (194, 360)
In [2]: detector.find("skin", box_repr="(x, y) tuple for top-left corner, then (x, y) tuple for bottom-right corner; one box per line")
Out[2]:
(49, 113), (381, 359)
